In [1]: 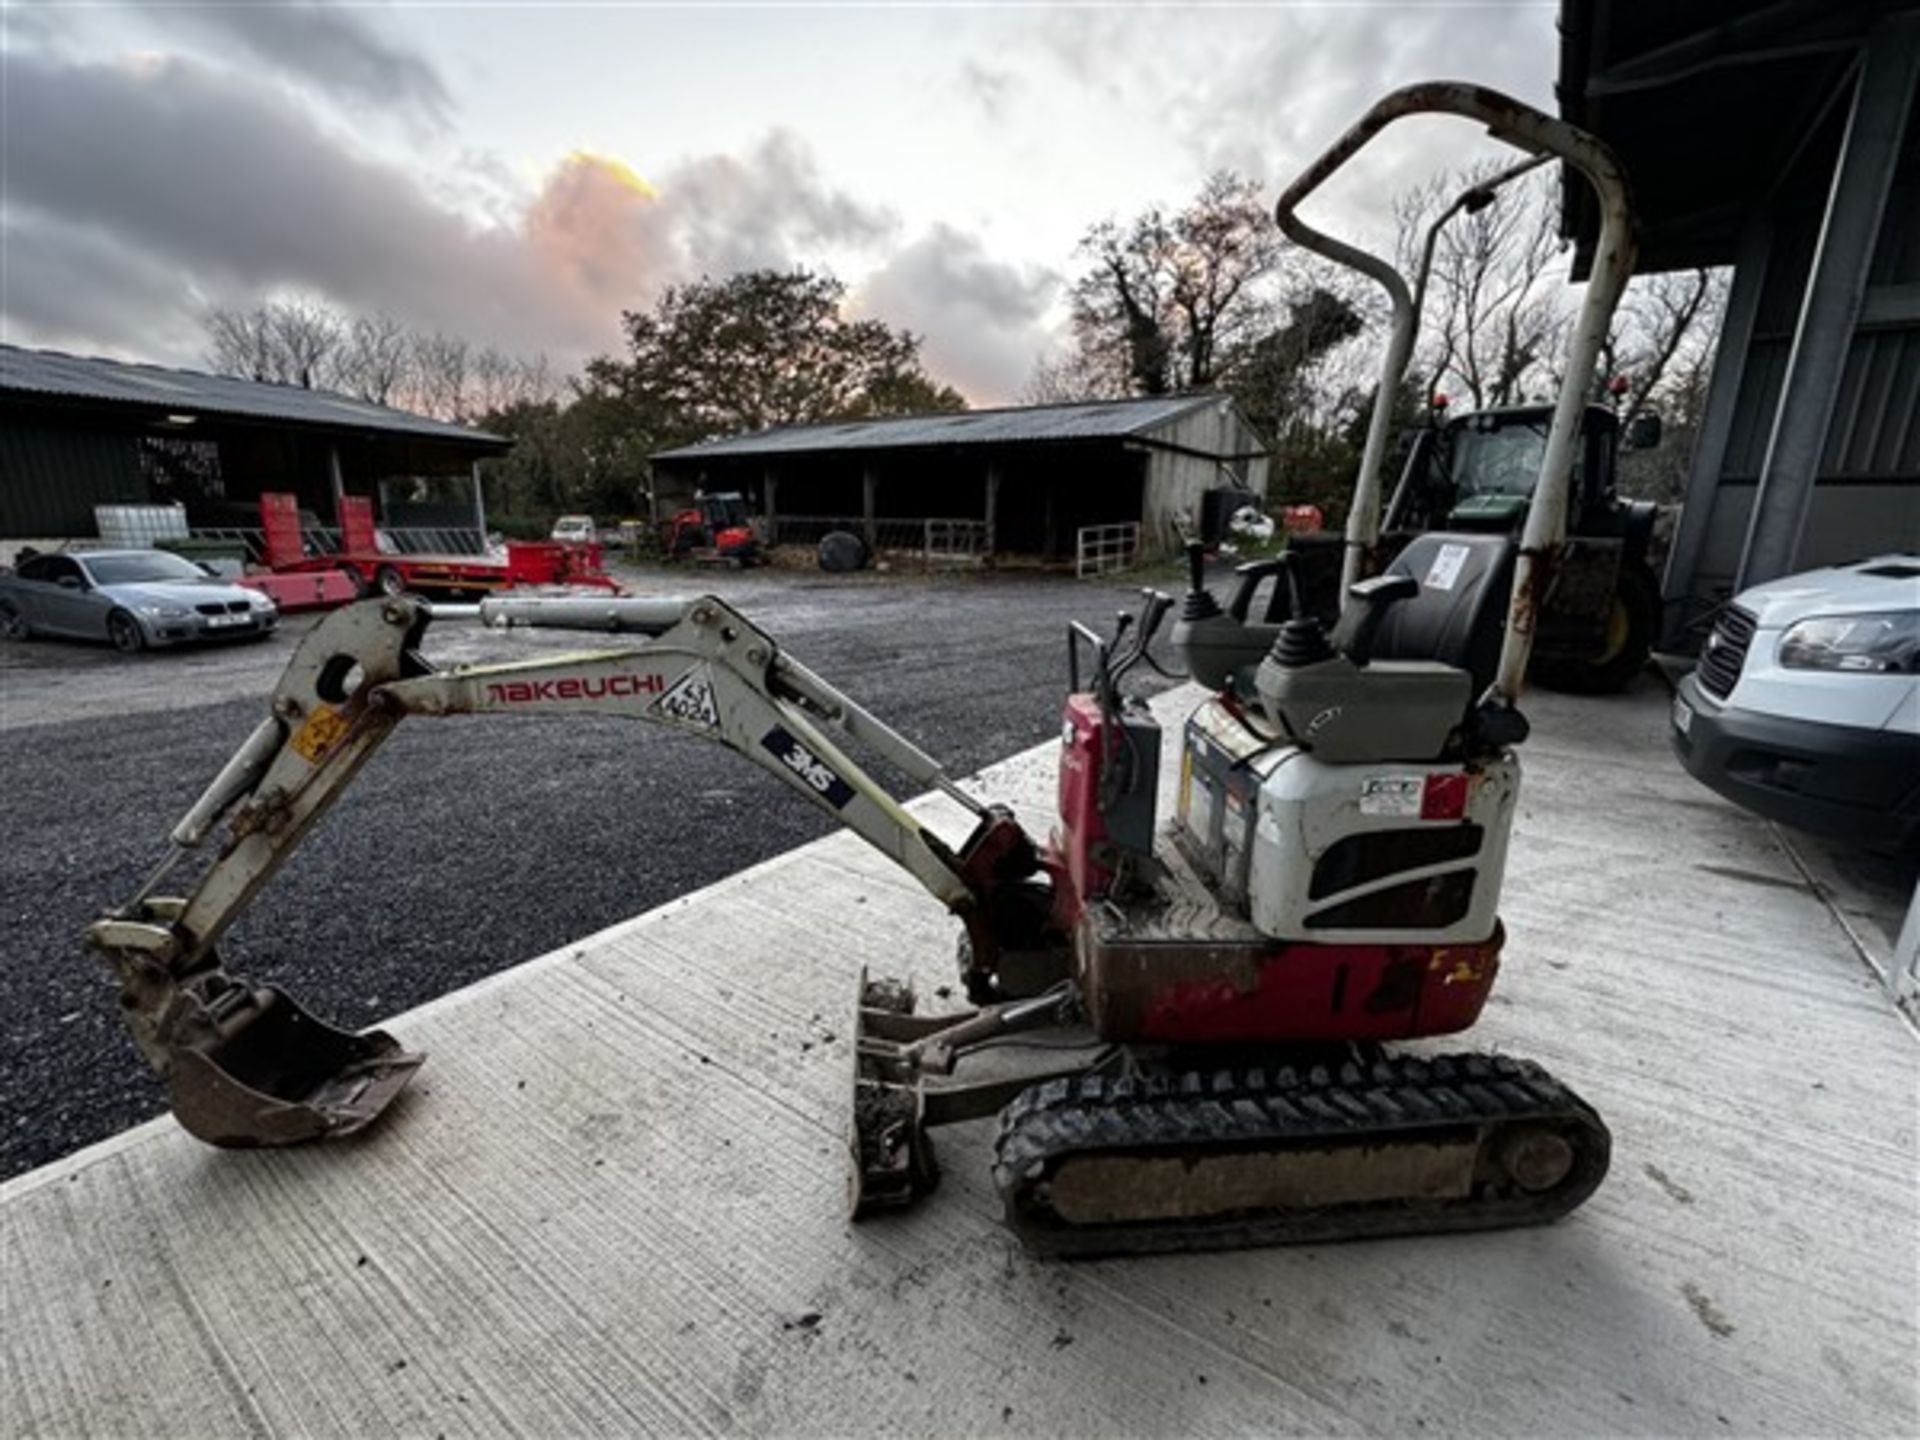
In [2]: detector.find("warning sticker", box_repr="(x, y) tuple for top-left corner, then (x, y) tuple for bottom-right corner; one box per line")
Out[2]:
(654, 663), (720, 730)
(1424, 542), (1470, 591)
(289, 703), (349, 765)
(1359, 776), (1424, 817)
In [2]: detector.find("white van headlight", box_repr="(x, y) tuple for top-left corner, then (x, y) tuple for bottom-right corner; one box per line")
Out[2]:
(1777, 612), (1917, 673)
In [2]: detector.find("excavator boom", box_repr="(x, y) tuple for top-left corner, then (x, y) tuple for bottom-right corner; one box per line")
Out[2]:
(87, 594), (1046, 1147)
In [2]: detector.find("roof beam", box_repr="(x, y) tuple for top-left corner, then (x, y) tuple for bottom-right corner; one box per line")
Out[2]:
(1585, 0), (1863, 98)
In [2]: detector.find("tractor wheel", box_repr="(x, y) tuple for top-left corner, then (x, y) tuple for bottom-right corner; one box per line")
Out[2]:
(374, 564), (409, 598)
(107, 609), (147, 654)
(1534, 563), (1658, 694)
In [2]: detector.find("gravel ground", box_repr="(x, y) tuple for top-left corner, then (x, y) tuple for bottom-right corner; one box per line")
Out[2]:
(0, 566), (1180, 1179)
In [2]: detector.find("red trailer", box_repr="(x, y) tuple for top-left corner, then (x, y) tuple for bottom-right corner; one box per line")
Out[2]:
(251, 494), (620, 600)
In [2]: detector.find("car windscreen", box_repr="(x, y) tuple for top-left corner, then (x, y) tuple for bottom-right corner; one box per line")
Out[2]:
(82, 552), (211, 585)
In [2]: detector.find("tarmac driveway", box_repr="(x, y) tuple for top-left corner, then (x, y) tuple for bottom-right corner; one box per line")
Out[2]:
(0, 567), (1176, 1179)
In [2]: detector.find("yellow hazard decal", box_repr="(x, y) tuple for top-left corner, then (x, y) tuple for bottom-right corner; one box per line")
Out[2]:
(289, 704), (350, 764)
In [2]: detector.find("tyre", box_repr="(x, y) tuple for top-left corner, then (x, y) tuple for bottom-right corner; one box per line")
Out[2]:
(818, 530), (870, 573)
(1534, 563), (1658, 694)
(107, 609), (147, 654)
(0, 600), (30, 641)
(337, 564), (373, 599)
(374, 564), (408, 598)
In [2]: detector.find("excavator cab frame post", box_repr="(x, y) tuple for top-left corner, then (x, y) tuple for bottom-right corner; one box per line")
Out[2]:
(1273, 81), (1638, 711)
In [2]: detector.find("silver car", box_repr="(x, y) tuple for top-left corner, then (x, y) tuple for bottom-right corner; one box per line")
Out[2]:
(0, 549), (279, 652)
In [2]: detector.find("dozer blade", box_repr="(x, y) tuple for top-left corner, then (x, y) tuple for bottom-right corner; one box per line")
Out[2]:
(161, 984), (423, 1149)
(846, 968), (940, 1217)
(993, 1052), (1609, 1259)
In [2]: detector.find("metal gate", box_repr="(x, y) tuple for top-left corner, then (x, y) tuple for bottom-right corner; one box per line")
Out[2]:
(1075, 522), (1140, 578)
(924, 518), (987, 568)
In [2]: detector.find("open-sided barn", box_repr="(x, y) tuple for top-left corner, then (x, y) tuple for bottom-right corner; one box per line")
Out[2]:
(0, 344), (507, 552)
(649, 393), (1271, 566)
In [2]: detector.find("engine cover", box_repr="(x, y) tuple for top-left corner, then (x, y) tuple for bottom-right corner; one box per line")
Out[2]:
(1179, 699), (1518, 946)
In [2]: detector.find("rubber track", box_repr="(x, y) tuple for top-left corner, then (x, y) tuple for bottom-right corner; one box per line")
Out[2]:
(992, 1052), (1610, 1259)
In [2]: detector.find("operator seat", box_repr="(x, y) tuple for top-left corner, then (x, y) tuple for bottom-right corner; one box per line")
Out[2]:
(1254, 531), (1521, 763)
(1338, 532), (1517, 699)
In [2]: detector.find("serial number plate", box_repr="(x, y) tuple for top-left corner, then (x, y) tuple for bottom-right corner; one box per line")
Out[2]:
(1671, 696), (1693, 735)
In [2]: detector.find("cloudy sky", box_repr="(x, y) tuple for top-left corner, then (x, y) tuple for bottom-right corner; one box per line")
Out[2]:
(2, 2), (1558, 403)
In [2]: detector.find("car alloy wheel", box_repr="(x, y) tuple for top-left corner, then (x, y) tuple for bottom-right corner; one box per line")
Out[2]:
(107, 610), (147, 654)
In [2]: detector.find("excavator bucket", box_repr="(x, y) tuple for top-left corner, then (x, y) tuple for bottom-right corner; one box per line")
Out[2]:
(157, 982), (423, 1149)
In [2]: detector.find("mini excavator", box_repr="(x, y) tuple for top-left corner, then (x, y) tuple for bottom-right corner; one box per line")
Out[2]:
(88, 83), (1636, 1259)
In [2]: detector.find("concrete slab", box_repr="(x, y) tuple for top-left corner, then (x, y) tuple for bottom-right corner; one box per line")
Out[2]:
(4, 685), (1915, 1438)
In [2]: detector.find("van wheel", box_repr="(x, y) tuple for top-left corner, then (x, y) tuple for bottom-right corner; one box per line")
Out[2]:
(107, 610), (147, 654)
(1534, 564), (1658, 694)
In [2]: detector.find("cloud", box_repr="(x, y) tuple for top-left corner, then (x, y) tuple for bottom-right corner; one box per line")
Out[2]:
(159, 0), (453, 127)
(957, 59), (1016, 120)
(0, 49), (896, 372)
(1032, 6), (1555, 249)
(854, 225), (1060, 403)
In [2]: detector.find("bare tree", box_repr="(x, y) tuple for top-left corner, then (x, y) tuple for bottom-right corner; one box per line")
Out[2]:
(205, 304), (279, 383)
(1602, 268), (1726, 426)
(1069, 171), (1283, 395)
(267, 300), (343, 389)
(1396, 162), (1572, 410)
(1019, 348), (1124, 405)
(407, 331), (471, 421)
(338, 312), (413, 404)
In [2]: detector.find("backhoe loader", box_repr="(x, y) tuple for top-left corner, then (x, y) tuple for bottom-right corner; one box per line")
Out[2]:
(87, 83), (1636, 1259)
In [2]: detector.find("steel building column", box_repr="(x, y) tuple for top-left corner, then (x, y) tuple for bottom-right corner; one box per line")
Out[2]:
(763, 469), (779, 546)
(861, 466), (877, 548)
(1660, 215), (1773, 648)
(984, 462), (1000, 559)
(469, 460), (488, 550)
(326, 443), (347, 523)
(1738, 14), (1920, 589)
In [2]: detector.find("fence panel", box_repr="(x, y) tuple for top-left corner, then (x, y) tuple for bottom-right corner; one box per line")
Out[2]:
(1075, 522), (1140, 578)
(923, 518), (987, 568)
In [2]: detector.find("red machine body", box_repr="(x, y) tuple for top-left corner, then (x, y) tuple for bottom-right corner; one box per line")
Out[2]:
(662, 493), (762, 565)
(1054, 693), (1118, 906)
(1053, 691), (1500, 1048)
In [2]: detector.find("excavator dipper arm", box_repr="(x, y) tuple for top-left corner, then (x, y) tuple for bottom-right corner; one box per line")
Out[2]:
(86, 594), (1046, 1147)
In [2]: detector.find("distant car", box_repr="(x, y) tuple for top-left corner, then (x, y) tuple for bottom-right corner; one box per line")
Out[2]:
(1670, 555), (1918, 854)
(0, 549), (279, 653)
(550, 515), (598, 545)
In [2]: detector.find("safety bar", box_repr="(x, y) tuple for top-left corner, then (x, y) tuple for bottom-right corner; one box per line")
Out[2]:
(1273, 81), (1637, 707)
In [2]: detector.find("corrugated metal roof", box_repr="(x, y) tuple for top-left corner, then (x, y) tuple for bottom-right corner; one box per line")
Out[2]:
(651, 393), (1230, 461)
(0, 344), (507, 448)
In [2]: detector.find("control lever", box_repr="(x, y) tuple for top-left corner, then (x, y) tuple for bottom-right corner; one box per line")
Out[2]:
(1111, 588), (1175, 685)
(1225, 557), (1286, 623)
(1333, 573), (1419, 667)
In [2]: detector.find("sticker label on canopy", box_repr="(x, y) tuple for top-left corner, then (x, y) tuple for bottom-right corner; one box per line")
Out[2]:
(1424, 543), (1470, 592)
